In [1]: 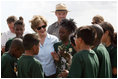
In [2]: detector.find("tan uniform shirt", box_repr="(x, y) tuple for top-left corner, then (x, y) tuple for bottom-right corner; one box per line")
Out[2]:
(47, 22), (60, 39)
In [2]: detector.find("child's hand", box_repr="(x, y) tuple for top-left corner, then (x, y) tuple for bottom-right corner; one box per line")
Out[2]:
(58, 70), (69, 78)
(112, 67), (117, 75)
(51, 52), (59, 61)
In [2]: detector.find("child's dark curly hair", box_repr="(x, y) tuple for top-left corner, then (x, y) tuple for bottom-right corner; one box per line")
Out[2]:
(60, 18), (77, 33)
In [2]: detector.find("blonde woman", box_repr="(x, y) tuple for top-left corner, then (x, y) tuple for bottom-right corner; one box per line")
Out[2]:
(30, 15), (59, 78)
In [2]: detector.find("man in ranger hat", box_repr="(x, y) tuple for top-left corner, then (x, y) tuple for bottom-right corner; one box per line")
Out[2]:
(47, 3), (69, 39)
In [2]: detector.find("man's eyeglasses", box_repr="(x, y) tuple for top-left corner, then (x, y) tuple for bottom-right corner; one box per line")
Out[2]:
(37, 25), (46, 30)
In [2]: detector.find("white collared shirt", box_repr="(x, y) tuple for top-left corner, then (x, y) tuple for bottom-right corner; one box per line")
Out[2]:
(35, 33), (59, 76)
(1, 31), (16, 47)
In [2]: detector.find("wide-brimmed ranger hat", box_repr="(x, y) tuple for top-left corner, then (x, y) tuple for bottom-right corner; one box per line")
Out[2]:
(52, 3), (70, 12)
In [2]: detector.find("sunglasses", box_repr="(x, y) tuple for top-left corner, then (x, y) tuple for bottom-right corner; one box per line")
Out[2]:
(37, 25), (46, 30)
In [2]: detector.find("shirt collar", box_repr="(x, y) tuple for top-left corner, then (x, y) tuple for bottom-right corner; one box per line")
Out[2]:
(55, 21), (60, 28)
(46, 33), (50, 39)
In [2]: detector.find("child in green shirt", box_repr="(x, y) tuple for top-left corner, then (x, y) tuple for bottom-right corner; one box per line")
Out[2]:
(18, 34), (44, 78)
(59, 26), (99, 78)
(1, 38), (24, 78)
(51, 19), (77, 77)
(92, 24), (112, 78)
(99, 22), (117, 78)
(5, 16), (25, 52)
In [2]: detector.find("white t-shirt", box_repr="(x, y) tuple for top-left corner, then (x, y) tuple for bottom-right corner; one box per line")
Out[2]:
(1, 31), (16, 47)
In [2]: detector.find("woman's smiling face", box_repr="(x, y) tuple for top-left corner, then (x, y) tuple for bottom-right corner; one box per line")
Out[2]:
(36, 22), (46, 35)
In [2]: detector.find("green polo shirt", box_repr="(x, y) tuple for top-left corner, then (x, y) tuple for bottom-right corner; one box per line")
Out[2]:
(93, 43), (112, 78)
(18, 55), (44, 78)
(5, 38), (14, 52)
(106, 44), (117, 78)
(1, 52), (17, 78)
(68, 50), (99, 78)
(106, 44), (117, 68)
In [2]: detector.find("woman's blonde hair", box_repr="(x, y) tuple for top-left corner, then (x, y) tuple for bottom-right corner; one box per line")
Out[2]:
(30, 15), (47, 32)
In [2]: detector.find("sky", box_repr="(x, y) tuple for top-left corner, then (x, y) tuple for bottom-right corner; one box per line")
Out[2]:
(0, 0), (117, 33)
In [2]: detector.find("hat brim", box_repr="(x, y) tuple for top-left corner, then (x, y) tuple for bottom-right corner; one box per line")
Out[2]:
(51, 10), (70, 12)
